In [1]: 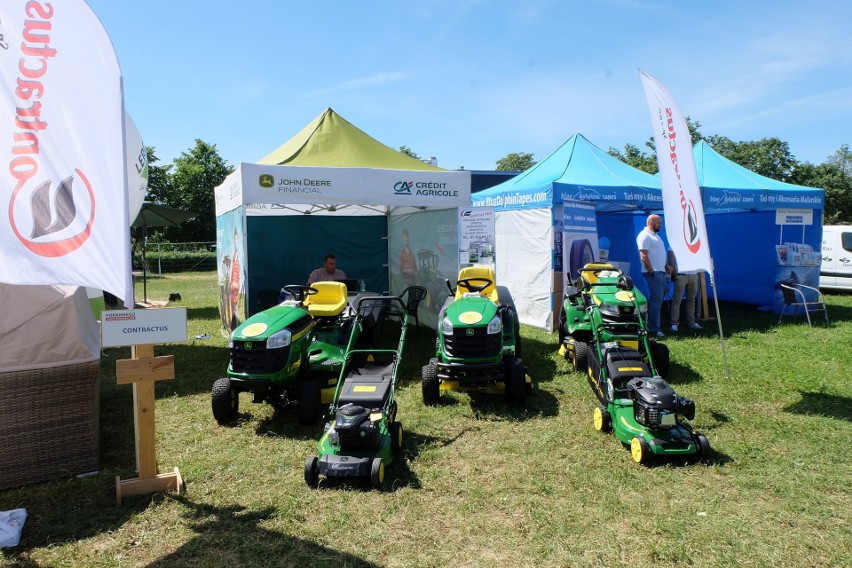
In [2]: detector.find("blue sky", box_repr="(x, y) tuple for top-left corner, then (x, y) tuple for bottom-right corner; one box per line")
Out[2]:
(87, 0), (852, 171)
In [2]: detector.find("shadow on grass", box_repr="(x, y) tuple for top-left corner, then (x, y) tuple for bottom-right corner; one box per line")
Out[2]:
(467, 387), (560, 421)
(664, 361), (705, 386)
(146, 498), (376, 567)
(784, 391), (852, 422)
(253, 406), (324, 441)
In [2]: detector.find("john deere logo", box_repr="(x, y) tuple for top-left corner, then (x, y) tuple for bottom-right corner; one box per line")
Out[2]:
(259, 174), (274, 188)
(393, 181), (414, 195)
(243, 342), (252, 350)
(466, 328), (475, 336)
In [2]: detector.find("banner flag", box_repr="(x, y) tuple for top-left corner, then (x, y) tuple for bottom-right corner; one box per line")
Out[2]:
(639, 70), (712, 273)
(0, 1), (133, 307)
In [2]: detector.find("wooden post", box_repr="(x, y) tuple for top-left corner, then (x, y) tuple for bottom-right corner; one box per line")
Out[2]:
(114, 343), (185, 504)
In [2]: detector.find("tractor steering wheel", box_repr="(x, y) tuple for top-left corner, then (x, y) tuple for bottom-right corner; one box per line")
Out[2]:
(457, 277), (493, 294)
(283, 285), (319, 302)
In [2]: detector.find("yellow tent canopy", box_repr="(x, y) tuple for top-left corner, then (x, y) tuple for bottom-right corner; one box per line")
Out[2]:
(258, 107), (442, 171)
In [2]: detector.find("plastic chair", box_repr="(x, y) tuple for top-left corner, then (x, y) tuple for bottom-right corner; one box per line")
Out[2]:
(778, 283), (829, 326)
(400, 286), (427, 327)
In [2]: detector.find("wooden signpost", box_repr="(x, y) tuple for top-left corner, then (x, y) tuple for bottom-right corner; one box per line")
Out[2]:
(102, 308), (187, 505)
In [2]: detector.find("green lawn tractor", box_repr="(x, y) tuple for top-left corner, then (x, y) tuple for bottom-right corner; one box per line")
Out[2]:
(421, 266), (530, 405)
(559, 263), (710, 465)
(211, 282), (353, 426)
(305, 295), (408, 489)
(558, 263), (669, 377)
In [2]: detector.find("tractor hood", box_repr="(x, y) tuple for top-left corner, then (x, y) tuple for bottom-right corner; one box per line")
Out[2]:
(592, 281), (648, 308)
(445, 295), (498, 327)
(232, 304), (313, 341)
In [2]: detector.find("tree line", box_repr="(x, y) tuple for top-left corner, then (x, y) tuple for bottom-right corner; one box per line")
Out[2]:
(143, 125), (851, 244)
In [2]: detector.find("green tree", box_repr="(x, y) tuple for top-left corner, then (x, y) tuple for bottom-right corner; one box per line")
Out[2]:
(496, 152), (536, 171)
(827, 144), (852, 176)
(705, 135), (798, 181)
(791, 162), (852, 224)
(398, 145), (422, 160)
(158, 139), (233, 243)
(609, 117), (703, 173)
(143, 146), (172, 204)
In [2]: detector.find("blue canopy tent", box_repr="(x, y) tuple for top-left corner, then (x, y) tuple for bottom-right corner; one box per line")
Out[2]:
(472, 134), (662, 331)
(692, 141), (824, 307)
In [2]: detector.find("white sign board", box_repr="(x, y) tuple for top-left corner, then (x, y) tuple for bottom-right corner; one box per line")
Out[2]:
(458, 207), (495, 270)
(775, 208), (814, 226)
(101, 308), (188, 347)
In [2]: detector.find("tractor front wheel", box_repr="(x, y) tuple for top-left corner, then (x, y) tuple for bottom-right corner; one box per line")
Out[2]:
(574, 341), (590, 373)
(505, 357), (527, 401)
(211, 378), (239, 425)
(421, 362), (440, 406)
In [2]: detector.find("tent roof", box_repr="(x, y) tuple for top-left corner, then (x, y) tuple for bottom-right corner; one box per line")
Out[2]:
(473, 134), (661, 211)
(693, 140), (823, 210)
(258, 108), (442, 171)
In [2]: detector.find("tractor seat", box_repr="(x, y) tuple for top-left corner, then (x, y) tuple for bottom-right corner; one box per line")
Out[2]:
(303, 281), (348, 317)
(456, 266), (499, 304)
(578, 262), (618, 286)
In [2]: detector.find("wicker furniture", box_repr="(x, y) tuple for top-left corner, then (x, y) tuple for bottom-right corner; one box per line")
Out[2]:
(0, 361), (100, 491)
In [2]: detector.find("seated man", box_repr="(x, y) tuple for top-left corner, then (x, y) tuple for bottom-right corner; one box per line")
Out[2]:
(308, 254), (346, 284)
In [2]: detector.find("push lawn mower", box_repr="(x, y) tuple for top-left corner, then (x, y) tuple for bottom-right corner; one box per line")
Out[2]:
(305, 295), (408, 489)
(558, 263), (669, 377)
(211, 282), (353, 426)
(559, 263), (710, 465)
(421, 266), (530, 405)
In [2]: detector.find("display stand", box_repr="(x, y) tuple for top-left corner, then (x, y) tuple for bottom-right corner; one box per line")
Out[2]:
(114, 343), (184, 505)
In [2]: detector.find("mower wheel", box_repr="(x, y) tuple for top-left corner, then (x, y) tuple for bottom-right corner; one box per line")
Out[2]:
(505, 357), (527, 401)
(298, 381), (321, 425)
(574, 341), (590, 373)
(389, 421), (403, 451)
(211, 378), (239, 425)
(649, 341), (670, 377)
(370, 458), (385, 489)
(304, 456), (319, 487)
(593, 405), (612, 433)
(630, 436), (653, 466)
(421, 362), (440, 406)
(695, 433), (712, 462)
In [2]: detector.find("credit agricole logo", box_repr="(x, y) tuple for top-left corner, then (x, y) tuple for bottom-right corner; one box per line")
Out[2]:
(394, 181), (414, 195)
(258, 174), (274, 188)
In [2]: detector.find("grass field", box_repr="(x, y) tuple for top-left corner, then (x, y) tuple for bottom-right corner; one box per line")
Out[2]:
(1, 271), (851, 567)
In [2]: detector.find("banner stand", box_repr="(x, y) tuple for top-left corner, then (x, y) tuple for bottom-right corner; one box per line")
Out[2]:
(114, 344), (184, 505)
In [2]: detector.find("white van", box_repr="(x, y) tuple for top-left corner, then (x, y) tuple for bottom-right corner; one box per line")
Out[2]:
(820, 225), (852, 290)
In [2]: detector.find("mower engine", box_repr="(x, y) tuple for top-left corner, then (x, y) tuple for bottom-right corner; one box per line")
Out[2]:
(628, 377), (695, 428)
(330, 404), (381, 450)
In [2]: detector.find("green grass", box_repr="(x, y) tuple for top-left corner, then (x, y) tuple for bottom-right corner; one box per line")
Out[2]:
(2, 272), (851, 567)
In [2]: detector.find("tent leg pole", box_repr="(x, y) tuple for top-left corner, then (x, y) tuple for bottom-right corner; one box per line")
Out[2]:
(708, 272), (730, 380)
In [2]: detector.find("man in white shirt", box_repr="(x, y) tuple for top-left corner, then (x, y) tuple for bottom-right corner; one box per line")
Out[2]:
(307, 254), (347, 284)
(636, 214), (672, 338)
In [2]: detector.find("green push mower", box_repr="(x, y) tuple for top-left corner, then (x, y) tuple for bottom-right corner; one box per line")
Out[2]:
(305, 295), (408, 489)
(211, 282), (353, 426)
(421, 266), (530, 405)
(559, 263), (710, 465)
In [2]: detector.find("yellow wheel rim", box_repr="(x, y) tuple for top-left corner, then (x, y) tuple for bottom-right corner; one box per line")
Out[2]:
(397, 425), (404, 448)
(631, 437), (644, 463)
(378, 460), (385, 483)
(593, 407), (603, 431)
